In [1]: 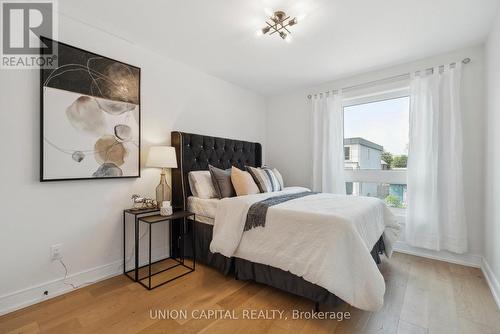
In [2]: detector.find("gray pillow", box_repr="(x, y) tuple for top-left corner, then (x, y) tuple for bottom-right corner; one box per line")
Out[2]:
(209, 165), (235, 199)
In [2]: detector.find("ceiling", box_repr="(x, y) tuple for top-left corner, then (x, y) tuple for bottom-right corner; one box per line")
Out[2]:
(60, 0), (500, 96)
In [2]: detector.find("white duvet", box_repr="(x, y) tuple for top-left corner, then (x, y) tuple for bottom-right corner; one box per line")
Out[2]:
(210, 187), (400, 311)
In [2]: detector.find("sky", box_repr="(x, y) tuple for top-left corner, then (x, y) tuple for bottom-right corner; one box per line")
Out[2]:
(344, 96), (409, 155)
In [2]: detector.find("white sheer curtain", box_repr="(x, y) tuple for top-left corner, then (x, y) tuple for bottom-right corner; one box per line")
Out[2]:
(311, 92), (345, 194)
(406, 63), (467, 253)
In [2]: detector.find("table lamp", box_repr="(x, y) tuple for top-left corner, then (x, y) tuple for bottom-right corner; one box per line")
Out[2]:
(146, 146), (178, 207)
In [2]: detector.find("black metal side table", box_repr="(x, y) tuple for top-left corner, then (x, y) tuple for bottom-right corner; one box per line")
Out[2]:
(136, 211), (196, 290)
(123, 208), (159, 282)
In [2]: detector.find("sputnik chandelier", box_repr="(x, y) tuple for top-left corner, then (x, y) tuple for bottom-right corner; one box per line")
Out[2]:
(258, 10), (298, 42)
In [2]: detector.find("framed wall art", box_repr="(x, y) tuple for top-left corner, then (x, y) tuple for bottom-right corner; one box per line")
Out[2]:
(40, 37), (140, 181)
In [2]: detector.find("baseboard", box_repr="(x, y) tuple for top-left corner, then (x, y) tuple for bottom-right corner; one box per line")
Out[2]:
(0, 259), (122, 316)
(393, 241), (482, 268)
(0, 250), (169, 316)
(481, 257), (500, 310)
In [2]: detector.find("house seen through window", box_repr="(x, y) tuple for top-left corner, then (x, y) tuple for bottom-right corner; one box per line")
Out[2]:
(343, 96), (409, 211)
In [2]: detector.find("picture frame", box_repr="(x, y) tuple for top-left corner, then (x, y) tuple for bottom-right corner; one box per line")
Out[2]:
(40, 37), (141, 181)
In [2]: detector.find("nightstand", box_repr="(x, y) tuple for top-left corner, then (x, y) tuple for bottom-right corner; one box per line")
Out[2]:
(136, 211), (195, 290)
(123, 208), (160, 282)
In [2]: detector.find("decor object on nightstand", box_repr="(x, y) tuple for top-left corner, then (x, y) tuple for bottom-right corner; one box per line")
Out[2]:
(146, 146), (178, 207)
(130, 194), (158, 210)
(131, 194), (145, 210)
(160, 201), (173, 216)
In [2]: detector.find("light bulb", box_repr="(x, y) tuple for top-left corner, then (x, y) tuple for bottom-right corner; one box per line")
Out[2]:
(284, 34), (292, 43)
(256, 26), (270, 37)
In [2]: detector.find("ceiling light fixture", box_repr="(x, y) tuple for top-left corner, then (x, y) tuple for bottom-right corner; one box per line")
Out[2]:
(258, 10), (298, 42)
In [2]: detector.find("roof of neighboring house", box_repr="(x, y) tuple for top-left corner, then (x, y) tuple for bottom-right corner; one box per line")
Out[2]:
(344, 137), (383, 151)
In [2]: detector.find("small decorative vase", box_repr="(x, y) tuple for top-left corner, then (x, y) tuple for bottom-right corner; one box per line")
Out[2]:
(160, 201), (172, 216)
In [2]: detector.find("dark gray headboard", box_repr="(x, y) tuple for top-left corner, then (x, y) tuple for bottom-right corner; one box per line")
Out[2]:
(171, 131), (262, 210)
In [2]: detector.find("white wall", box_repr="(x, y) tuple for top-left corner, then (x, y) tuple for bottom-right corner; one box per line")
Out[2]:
(485, 10), (500, 294)
(0, 13), (266, 313)
(266, 45), (486, 258)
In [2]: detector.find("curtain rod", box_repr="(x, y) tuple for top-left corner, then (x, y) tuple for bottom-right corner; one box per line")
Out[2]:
(307, 57), (471, 99)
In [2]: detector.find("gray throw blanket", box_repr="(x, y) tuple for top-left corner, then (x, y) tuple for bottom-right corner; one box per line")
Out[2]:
(244, 191), (317, 231)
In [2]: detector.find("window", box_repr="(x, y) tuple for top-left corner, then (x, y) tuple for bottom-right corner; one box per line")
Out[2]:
(344, 147), (350, 160)
(343, 94), (409, 211)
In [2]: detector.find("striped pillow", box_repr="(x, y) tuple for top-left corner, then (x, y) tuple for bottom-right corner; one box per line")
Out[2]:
(271, 168), (284, 189)
(246, 166), (283, 193)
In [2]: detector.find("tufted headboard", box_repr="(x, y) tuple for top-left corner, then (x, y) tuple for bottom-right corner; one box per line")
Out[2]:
(171, 131), (262, 210)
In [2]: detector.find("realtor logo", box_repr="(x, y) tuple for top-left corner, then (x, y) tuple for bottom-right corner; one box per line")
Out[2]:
(1, 0), (58, 69)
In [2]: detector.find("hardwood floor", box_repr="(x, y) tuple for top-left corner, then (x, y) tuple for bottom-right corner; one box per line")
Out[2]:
(1, 253), (499, 334)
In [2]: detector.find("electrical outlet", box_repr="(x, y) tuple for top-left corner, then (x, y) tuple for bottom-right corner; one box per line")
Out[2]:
(50, 244), (63, 261)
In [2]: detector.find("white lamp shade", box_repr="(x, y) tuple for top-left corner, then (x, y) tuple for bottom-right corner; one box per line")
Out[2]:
(146, 146), (178, 168)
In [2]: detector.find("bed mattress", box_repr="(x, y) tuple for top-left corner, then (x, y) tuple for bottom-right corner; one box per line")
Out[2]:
(187, 196), (219, 225)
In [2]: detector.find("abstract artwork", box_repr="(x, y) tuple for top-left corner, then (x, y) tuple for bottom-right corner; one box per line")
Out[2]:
(40, 38), (140, 181)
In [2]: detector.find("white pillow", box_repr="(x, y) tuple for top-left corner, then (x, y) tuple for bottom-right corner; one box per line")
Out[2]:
(188, 171), (218, 199)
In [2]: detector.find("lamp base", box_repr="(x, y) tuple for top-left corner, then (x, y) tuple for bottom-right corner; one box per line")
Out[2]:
(156, 169), (171, 208)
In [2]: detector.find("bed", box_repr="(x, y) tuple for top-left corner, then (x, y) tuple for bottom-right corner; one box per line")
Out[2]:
(171, 131), (399, 311)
